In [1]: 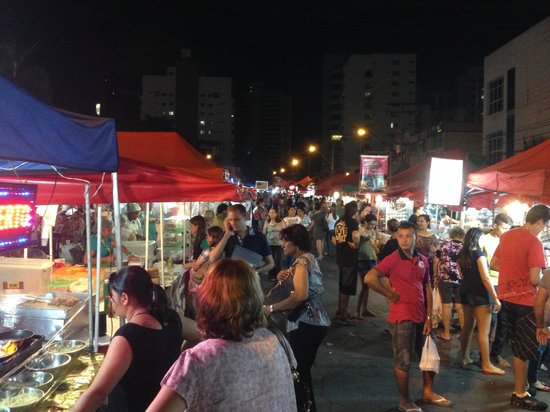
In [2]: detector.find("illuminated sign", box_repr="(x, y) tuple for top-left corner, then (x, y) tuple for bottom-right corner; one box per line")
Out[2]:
(0, 184), (37, 252)
(428, 158), (464, 206)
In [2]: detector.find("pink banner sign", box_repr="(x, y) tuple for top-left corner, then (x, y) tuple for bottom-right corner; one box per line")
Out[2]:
(360, 155), (388, 175)
(360, 155), (388, 192)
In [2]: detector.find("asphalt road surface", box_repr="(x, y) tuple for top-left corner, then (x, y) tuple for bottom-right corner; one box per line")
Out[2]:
(265, 254), (550, 412)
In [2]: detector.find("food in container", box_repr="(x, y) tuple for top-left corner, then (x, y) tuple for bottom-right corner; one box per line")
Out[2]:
(0, 387), (44, 411)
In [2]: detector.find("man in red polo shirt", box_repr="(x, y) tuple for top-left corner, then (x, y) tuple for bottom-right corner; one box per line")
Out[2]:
(365, 221), (452, 412)
(491, 204), (550, 411)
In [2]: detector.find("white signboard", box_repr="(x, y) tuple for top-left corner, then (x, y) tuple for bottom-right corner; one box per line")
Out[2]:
(255, 180), (269, 191)
(428, 157), (463, 206)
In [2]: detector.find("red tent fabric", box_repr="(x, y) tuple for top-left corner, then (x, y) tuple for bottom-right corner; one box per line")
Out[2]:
(117, 131), (224, 181)
(0, 157), (239, 204)
(296, 176), (313, 187)
(467, 139), (550, 205)
(387, 150), (468, 205)
(315, 172), (360, 196)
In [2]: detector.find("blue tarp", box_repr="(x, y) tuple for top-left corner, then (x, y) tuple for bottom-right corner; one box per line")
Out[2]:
(0, 76), (118, 173)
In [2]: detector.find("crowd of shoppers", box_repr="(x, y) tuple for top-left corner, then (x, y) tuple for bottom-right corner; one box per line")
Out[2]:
(67, 195), (550, 412)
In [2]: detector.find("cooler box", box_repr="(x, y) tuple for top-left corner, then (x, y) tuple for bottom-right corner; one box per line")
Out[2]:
(0, 257), (53, 294)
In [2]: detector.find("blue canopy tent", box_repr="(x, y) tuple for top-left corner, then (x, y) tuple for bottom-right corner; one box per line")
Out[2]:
(0, 76), (118, 173)
(0, 76), (119, 352)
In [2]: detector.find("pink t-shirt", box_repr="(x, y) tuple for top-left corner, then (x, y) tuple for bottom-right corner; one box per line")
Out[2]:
(376, 249), (430, 323)
(494, 227), (546, 306)
(162, 328), (297, 411)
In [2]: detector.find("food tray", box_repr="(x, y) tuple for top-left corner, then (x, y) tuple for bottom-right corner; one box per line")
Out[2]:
(12, 293), (87, 321)
(0, 335), (44, 378)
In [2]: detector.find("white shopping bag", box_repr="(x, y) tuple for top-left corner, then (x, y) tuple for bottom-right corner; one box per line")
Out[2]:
(431, 287), (442, 328)
(419, 335), (440, 373)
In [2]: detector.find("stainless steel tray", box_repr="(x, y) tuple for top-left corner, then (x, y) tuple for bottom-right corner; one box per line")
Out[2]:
(8, 293), (87, 321)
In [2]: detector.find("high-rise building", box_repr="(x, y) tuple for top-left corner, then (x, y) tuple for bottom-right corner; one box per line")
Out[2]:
(234, 82), (292, 181)
(483, 16), (550, 164)
(197, 77), (234, 166)
(456, 66), (483, 124)
(140, 53), (235, 166)
(141, 67), (176, 123)
(322, 53), (417, 173)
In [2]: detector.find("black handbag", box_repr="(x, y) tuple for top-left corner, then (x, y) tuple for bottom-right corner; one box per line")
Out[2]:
(269, 326), (313, 412)
(265, 271), (308, 322)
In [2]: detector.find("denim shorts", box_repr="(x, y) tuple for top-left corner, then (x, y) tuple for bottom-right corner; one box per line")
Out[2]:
(437, 282), (461, 304)
(388, 320), (426, 371)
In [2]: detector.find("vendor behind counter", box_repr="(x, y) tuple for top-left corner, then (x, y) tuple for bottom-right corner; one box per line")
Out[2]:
(84, 218), (133, 268)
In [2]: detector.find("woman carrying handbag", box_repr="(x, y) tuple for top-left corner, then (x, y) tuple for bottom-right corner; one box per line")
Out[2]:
(262, 224), (331, 412)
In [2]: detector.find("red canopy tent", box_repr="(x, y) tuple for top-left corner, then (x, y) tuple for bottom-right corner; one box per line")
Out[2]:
(387, 150), (469, 205)
(466, 139), (550, 207)
(117, 131), (224, 181)
(0, 157), (239, 204)
(296, 176), (313, 187)
(315, 172), (360, 196)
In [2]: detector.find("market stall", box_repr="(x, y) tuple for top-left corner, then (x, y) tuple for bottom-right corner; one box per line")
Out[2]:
(466, 139), (550, 207)
(117, 131), (225, 181)
(315, 172), (360, 196)
(0, 75), (118, 408)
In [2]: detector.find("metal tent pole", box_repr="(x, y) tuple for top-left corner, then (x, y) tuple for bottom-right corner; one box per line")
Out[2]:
(84, 184), (93, 349)
(94, 206), (102, 353)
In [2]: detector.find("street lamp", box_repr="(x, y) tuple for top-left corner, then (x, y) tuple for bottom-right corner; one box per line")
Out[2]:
(291, 158), (300, 167)
(206, 154), (212, 159)
(280, 167), (286, 173)
(272, 170), (277, 175)
(356, 128), (368, 154)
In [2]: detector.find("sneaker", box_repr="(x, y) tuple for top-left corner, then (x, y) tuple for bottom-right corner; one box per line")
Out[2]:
(491, 355), (511, 368)
(541, 364), (549, 371)
(511, 393), (548, 411)
(532, 381), (550, 392)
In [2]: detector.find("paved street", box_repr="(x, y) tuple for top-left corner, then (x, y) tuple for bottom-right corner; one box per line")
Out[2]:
(302, 255), (550, 412)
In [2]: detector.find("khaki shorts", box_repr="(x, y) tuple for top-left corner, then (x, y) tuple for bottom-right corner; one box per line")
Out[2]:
(388, 321), (425, 371)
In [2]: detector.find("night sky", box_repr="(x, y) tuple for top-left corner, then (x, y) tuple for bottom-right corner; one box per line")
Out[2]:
(1, 0), (549, 145)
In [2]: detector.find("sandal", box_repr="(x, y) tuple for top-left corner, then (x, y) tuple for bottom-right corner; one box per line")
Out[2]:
(422, 396), (453, 407)
(398, 406), (423, 412)
(436, 333), (451, 341)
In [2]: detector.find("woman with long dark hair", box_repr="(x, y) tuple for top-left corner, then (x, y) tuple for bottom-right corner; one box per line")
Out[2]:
(74, 266), (183, 411)
(189, 215), (207, 260)
(458, 228), (504, 375)
(263, 207), (284, 281)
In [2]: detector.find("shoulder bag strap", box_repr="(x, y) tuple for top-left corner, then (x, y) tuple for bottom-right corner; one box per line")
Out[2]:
(268, 326), (297, 373)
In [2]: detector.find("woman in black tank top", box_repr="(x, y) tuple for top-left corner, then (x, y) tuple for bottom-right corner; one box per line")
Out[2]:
(73, 266), (183, 412)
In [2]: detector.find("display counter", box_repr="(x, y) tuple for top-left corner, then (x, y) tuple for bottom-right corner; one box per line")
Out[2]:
(0, 290), (97, 411)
